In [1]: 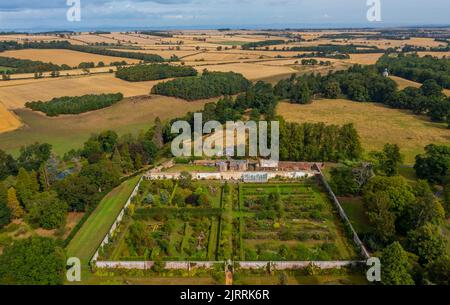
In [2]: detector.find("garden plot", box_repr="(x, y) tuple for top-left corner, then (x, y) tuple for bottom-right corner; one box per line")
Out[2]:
(237, 182), (357, 261)
(99, 178), (358, 264)
(100, 179), (223, 262)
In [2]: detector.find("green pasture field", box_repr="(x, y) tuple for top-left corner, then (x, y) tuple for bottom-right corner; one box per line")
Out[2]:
(0, 96), (211, 156)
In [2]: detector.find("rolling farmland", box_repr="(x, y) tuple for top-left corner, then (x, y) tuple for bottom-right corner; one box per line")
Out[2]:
(0, 102), (22, 133)
(0, 74), (162, 109)
(0, 95), (214, 155)
(0, 49), (140, 66)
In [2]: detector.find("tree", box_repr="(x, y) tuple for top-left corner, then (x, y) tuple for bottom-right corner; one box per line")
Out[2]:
(347, 82), (369, 102)
(322, 81), (341, 98)
(54, 174), (100, 212)
(329, 166), (360, 195)
(381, 242), (415, 285)
(0, 149), (17, 179)
(79, 160), (120, 193)
(7, 187), (24, 219)
(17, 143), (52, 171)
(0, 237), (65, 285)
(81, 137), (104, 164)
(414, 144), (450, 184)
(97, 130), (118, 153)
(363, 176), (415, 215)
(111, 147), (123, 174)
(291, 81), (312, 104)
(444, 174), (450, 216)
(426, 255), (449, 285)
(27, 191), (68, 230)
(406, 223), (446, 265)
(377, 144), (403, 176)
(411, 192), (445, 228)
(152, 117), (164, 149)
(0, 184), (11, 229)
(120, 143), (134, 173)
(365, 191), (396, 243)
(421, 79), (443, 97)
(15, 168), (39, 209)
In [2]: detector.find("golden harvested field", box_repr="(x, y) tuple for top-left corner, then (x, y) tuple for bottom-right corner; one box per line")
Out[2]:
(277, 99), (450, 164)
(416, 51), (450, 58)
(181, 51), (261, 62)
(0, 102), (22, 133)
(69, 34), (118, 44)
(194, 62), (296, 80)
(1, 49), (139, 66)
(0, 74), (161, 109)
(0, 34), (70, 43)
(9, 66), (118, 80)
(112, 48), (200, 59)
(347, 53), (384, 65)
(0, 95), (214, 156)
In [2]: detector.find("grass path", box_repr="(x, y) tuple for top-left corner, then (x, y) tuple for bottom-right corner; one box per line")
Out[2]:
(66, 175), (141, 278)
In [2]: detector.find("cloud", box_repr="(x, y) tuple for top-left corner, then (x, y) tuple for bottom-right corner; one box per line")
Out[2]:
(0, 0), (448, 30)
(0, 0), (193, 11)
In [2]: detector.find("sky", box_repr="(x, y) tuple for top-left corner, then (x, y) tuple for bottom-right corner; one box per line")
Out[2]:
(0, 0), (449, 31)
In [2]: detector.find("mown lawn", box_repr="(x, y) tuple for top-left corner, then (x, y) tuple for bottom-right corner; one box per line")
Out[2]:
(66, 175), (141, 277)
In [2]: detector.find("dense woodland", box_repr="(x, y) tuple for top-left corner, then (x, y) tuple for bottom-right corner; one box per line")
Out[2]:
(25, 93), (124, 116)
(115, 64), (197, 81)
(151, 70), (251, 100)
(377, 54), (450, 89)
(329, 142), (450, 285)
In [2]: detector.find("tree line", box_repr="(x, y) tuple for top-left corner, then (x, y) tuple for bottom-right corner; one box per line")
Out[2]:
(241, 40), (285, 50)
(279, 119), (362, 162)
(285, 44), (384, 54)
(0, 56), (69, 74)
(115, 64), (197, 82)
(377, 53), (450, 89)
(0, 40), (166, 63)
(151, 70), (251, 100)
(25, 93), (124, 116)
(274, 65), (450, 124)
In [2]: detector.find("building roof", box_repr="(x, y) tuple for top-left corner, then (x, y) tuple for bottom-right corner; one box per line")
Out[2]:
(260, 159), (279, 168)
